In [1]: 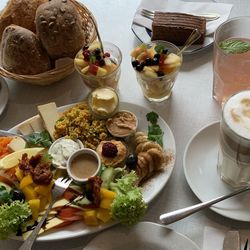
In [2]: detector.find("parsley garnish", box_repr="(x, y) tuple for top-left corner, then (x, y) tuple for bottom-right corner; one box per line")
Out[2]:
(146, 111), (164, 147)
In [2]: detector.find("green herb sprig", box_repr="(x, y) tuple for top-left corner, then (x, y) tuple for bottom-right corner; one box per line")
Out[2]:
(146, 111), (164, 147)
(219, 39), (250, 54)
(26, 131), (52, 148)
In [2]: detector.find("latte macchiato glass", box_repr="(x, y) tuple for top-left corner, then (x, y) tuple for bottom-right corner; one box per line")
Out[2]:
(218, 90), (250, 188)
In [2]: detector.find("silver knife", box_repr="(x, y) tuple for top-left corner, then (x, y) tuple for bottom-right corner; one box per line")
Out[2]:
(223, 230), (240, 250)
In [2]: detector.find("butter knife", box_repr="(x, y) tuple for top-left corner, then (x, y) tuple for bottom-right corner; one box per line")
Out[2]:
(223, 230), (240, 250)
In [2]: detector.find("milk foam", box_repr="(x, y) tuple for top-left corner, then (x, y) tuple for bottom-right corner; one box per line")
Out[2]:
(223, 91), (250, 140)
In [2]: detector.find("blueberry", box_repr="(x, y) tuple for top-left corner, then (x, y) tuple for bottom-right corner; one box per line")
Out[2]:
(96, 55), (101, 60)
(157, 71), (165, 77)
(136, 64), (144, 72)
(99, 59), (105, 66)
(154, 53), (161, 59)
(145, 58), (152, 66)
(162, 48), (168, 54)
(132, 60), (139, 67)
(152, 57), (159, 65)
(11, 189), (25, 201)
(95, 48), (101, 55)
(126, 154), (138, 169)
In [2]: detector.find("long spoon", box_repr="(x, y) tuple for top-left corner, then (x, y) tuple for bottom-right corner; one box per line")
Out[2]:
(159, 186), (250, 225)
(177, 29), (201, 55)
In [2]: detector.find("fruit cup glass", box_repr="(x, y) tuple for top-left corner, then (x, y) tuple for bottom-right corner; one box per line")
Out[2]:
(74, 41), (122, 90)
(131, 41), (182, 102)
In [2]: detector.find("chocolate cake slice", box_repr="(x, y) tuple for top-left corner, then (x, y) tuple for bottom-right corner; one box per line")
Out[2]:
(151, 12), (206, 45)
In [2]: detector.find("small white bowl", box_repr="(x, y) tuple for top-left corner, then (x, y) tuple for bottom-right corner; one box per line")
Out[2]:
(48, 137), (84, 169)
(66, 148), (101, 183)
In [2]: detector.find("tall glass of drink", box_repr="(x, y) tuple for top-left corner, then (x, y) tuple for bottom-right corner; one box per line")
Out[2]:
(218, 90), (250, 188)
(213, 17), (250, 105)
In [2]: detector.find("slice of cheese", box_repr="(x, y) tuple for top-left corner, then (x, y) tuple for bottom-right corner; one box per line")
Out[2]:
(29, 116), (44, 132)
(37, 103), (59, 141)
(18, 122), (33, 135)
(8, 136), (26, 152)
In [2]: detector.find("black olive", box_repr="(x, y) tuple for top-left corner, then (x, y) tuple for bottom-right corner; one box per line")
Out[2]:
(126, 154), (138, 169)
(11, 189), (25, 201)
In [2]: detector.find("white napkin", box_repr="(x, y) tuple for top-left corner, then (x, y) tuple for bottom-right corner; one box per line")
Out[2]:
(133, 0), (233, 36)
(202, 226), (250, 250)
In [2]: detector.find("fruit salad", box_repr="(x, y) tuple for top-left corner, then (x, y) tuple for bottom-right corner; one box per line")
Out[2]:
(130, 41), (182, 102)
(74, 41), (122, 89)
(131, 43), (182, 78)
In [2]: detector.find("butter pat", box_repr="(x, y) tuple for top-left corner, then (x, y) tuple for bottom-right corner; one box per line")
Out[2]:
(89, 87), (119, 118)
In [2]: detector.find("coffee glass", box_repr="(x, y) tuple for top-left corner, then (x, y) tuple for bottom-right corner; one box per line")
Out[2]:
(217, 90), (250, 188)
(213, 17), (250, 106)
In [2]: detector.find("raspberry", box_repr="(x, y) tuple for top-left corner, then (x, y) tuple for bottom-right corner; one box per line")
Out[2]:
(102, 142), (118, 157)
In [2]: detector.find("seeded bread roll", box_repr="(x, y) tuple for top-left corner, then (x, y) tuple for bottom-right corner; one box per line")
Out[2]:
(35, 0), (85, 60)
(0, 0), (47, 41)
(1, 25), (51, 74)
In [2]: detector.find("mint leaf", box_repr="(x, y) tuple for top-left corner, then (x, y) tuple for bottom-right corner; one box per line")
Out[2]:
(155, 45), (165, 54)
(219, 39), (250, 54)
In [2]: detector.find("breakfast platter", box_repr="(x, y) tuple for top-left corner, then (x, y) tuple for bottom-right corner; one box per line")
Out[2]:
(0, 101), (176, 241)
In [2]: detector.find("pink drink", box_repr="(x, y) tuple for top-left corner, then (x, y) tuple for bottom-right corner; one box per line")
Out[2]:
(213, 38), (250, 105)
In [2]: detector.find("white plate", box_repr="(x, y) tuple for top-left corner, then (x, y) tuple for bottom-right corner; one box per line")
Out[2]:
(183, 121), (250, 221)
(84, 221), (200, 250)
(131, 23), (214, 54)
(9, 102), (176, 241)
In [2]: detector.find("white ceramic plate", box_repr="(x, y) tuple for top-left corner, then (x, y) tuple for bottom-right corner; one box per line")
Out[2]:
(9, 102), (176, 241)
(84, 221), (200, 250)
(131, 23), (214, 54)
(183, 121), (250, 221)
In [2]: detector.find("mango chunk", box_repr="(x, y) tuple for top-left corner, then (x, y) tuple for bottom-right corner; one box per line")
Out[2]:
(15, 167), (23, 181)
(20, 174), (33, 189)
(96, 208), (111, 223)
(22, 185), (37, 200)
(100, 188), (116, 200)
(83, 209), (99, 226)
(28, 199), (40, 221)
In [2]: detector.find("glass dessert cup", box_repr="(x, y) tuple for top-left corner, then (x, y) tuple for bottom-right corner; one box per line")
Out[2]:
(131, 40), (182, 102)
(74, 41), (122, 90)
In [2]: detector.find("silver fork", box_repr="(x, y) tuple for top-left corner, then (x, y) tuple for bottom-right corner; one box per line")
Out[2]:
(18, 177), (72, 250)
(140, 8), (220, 21)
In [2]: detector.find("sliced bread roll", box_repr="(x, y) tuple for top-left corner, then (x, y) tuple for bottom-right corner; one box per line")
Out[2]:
(35, 0), (85, 59)
(1, 24), (51, 74)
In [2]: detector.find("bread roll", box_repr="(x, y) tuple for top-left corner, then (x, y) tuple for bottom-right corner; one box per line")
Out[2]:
(35, 0), (85, 59)
(1, 25), (51, 74)
(0, 0), (47, 41)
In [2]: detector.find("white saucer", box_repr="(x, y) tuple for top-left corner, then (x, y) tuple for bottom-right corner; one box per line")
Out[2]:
(183, 121), (250, 222)
(84, 222), (200, 250)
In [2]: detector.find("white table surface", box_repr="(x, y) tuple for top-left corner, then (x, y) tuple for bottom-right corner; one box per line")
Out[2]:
(1, 0), (250, 249)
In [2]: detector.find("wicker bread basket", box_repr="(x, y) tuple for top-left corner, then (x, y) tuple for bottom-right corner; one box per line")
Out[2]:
(0, 0), (97, 85)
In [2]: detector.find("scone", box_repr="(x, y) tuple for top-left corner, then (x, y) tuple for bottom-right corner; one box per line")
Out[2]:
(0, 0), (47, 41)
(1, 25), (51, 74)
(96, 140), (128, 167)
(35, 0), (85, 59)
